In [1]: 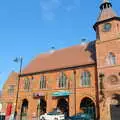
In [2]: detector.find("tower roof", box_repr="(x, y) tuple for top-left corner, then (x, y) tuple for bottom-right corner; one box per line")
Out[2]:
(97, 0), (117, 22)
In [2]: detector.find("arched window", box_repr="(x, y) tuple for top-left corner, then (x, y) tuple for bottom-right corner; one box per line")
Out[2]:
(40, 75), (46, 89)
(81, 71), (91, 87)
(107, 52), (116, 65)
(58, 72), (67, 88)
(24, 77), (30, 90)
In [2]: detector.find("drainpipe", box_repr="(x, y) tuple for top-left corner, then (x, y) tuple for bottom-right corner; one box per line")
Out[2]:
(73, 70), (77, 117)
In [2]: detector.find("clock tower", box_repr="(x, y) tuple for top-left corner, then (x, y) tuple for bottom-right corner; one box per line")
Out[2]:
(94, 0), (120, 41)
(94, 0), (120, 120)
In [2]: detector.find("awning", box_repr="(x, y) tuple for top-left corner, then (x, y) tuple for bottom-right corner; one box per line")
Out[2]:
(52, 91), (71, 97)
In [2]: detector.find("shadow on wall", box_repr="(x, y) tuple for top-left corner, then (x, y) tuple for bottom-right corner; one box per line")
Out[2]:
(85, 41), (96, 62)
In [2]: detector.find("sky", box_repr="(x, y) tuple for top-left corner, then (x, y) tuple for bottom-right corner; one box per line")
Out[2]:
(0, 0), (120, 90)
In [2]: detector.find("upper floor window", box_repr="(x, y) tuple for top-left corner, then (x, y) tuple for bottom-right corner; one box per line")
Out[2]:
(24, 77), (30, 90)
(106, 52), (116, 65)
(40, 75), (46, 89)
(8, 85), (14, 96)
(58, 72), (67, 88)
(81, 71), (91, 87)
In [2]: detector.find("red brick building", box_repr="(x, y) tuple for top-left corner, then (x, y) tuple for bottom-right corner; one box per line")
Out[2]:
(94, 0), (120, 120)
(1, 0), (120, 120)
(0, 72), (18, 118)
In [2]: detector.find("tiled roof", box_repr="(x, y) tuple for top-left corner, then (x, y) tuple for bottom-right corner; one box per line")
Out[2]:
(22, 41), (96, 75)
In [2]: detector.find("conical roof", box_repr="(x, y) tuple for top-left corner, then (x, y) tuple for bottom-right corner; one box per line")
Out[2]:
(97, 0), (117, 22)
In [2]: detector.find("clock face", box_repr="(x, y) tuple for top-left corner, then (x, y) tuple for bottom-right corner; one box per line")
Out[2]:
(103, 23), (111, 32)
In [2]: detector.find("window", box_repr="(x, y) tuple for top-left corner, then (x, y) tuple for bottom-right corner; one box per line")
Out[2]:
(24, 78), (30, 90)
(40, 75), (46, 89)
(106, 52), (116, 65)
(8, 85), (14, 96)
(58, 72), (67, 88)
(81, 71), (91, 87)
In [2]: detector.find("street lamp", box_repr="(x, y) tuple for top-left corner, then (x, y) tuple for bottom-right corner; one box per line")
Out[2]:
(13, 56), (23, 119)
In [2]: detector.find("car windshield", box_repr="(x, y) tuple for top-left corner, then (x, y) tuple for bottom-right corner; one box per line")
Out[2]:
(47, 110), (62, 115)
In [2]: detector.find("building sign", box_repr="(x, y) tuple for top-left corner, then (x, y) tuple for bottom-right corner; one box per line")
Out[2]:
(33, 93), (45, 98)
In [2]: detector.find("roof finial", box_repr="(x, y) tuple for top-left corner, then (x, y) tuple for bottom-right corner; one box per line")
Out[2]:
(103, 0), (110, 3)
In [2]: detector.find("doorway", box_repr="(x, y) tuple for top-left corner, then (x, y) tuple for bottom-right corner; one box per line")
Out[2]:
(57, 98), (69, 117)
(80, 97), (96, 120)
(20, 99), (28, 120)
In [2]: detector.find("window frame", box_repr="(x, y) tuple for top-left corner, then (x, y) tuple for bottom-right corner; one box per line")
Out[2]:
(8, 85), (15, 96)
(58, 72), (67, 88)
(106, 52), (116, 65)
(40, 75), (46, 89)
(24, 77), (30, 90)
(81, 71), (91, 87)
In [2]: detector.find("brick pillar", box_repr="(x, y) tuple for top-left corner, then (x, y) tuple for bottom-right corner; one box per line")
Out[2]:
(46, 92), (53, 112)
(69, 94), (75, 116)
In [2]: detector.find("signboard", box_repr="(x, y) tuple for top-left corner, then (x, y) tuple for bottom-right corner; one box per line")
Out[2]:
(33, 93), (45, 98)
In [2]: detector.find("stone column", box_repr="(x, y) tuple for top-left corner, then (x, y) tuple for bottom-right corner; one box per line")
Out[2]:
(106, 97), (111, 120)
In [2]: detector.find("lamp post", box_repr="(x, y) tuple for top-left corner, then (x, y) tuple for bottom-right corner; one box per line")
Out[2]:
(14, 56), (23, 119)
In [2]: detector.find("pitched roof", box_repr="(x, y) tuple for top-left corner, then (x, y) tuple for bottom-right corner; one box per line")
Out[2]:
(22, 41), (96, 75)
(2, 72), (18, 90)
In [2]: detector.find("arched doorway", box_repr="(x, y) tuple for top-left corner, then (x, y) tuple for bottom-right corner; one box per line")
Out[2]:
(110, 94), (120, 120)
(20, 99), (28, 120)
(57, 98), (69, 117)
(80, 97), (96, 120)
(37, 97), (46, 116)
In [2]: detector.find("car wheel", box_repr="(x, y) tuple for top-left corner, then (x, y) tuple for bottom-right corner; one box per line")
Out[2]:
(54, 118), (58, 120)
(41, 117), (45, 120)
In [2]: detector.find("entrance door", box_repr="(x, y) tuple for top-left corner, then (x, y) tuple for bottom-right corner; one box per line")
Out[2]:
(39, 98), (46, 115)
(20, 99), (28, 120)
(110, 94), (120, 120)
(110, 104), (120, 120)
(57, 98), (69, 117)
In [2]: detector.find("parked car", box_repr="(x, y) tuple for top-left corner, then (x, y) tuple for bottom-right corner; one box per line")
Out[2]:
(68, 113), (92, 120)
(0, 112), (5, 120)
(40, 109), (65, 120)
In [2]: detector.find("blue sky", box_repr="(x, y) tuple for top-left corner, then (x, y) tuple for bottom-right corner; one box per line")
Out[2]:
(0, 0), (120, 89)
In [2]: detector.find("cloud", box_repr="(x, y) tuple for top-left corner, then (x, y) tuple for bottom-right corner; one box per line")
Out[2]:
(40, 0), (80, 21)
(40, 0), (61, 20)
